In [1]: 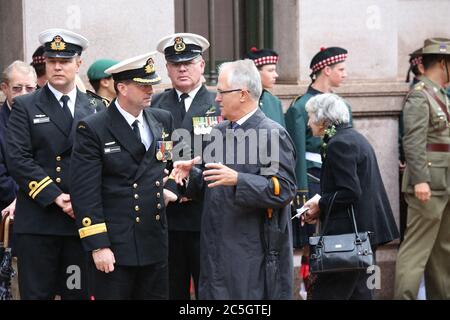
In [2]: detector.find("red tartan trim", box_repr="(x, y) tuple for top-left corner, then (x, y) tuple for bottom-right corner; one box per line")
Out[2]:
(254, 56), (279, 66)
(311, 53), (347, 72)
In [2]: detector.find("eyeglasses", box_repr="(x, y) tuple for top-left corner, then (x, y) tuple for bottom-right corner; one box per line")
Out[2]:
(216, 88), (243, 95)
(11, 85), (36, 93)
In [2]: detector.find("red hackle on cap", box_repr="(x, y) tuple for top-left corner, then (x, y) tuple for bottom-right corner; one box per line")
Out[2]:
(251, 47), (258, 53)
(320, 47), (326, 51)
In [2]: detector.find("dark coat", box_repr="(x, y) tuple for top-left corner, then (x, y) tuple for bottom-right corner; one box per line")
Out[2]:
(6, 85), (103, 236)
(151, 85), (219, 232)
(186, 109), (296, 299)
(318, 125), (399, 246)
(70, 102), (176, 266)
(0, 102), (18, 209)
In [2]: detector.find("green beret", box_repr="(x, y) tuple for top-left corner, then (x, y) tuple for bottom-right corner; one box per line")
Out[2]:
(87, 59), (118, 80)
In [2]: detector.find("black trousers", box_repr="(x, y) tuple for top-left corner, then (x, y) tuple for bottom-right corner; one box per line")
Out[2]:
(168, 230), (200, 299)
(89, 260), (169, 300)
(15, 233), (88, 300)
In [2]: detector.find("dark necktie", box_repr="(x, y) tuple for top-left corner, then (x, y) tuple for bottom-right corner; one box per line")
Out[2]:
(230, 121), (240, 130)
(132, 120), (142, 143)
(60, 95), (73, 127)
(179, 93), (189, 120)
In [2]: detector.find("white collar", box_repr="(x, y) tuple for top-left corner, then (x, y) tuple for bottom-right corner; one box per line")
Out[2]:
(175, 83), (202, 101)
(47, 83), (77, 103)
(236, 107), (258, 126)
(115, 99), (144, 127)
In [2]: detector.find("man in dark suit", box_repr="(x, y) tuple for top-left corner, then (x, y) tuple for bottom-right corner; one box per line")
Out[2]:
(172, 59), (296, 299)
(70, 52), (178, 299)
(152, 33), (221, 299)
(6, 28), (103, 300)
(0, 60), (37, 216)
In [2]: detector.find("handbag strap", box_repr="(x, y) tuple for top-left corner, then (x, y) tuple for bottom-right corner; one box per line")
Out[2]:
(348, 205), (363, 243)
(317, 192), (362, 245)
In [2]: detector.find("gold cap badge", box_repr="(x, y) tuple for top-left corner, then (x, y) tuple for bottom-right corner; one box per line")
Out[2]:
(50, 35), (66, 51)
(144, 58), (155, 74)
(174, 37), (186, 52)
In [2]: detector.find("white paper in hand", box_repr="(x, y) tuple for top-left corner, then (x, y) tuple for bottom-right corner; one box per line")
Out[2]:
(291, 194), (321, 220)
(291, 206), (310, 220)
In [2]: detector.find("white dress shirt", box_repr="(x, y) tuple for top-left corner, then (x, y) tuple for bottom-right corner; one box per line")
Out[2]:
(115, 100), (152, 150)
(47, 83), (77, 117)
(175, 83), (202, 113)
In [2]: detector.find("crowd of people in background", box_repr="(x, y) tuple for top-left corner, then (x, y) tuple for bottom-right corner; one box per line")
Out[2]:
(1, 27), (449, 300)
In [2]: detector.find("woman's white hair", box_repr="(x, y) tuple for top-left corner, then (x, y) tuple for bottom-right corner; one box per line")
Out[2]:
(305, 93), (350, 126)
(218, 59), (262, 101)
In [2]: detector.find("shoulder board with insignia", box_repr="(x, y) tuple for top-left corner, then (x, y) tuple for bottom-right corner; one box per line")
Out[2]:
(86, 90), (109, 108)
(414, 82), (425, 91)
(86, 90), (102, 99)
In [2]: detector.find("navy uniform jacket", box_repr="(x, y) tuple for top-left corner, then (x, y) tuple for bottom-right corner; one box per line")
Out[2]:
(186, 109), (296, 299)
(0, 102), (18, 209)
(70, 102), (176, 266)
(318, 125), (399, 246)
(6, 85), (103, 236)
(151, 85), (219, 232)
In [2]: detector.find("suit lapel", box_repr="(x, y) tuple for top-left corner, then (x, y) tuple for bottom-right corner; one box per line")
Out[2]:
(70, 90), (95, 142)
(107, 101), (145, 164)
(164, 89), (183, 127)
(36, 85), (71, 136)
(134, 110), (162, 181)
(180, 86), (214, 131)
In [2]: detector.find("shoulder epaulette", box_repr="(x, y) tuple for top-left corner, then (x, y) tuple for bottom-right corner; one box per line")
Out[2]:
(413, 82), (425, 91)
(86, 90), (110, 107)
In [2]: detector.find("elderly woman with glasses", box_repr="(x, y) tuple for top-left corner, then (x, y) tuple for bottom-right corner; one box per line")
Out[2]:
(302, 93), (399, 300)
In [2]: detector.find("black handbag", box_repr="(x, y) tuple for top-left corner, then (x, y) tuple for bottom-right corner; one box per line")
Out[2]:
(309, 192), (374, 273)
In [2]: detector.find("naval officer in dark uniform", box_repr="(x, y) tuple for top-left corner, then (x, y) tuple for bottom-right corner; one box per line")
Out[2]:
(152, 33), (221, 300)
(70, 52), (178, 299)
(6, 28), (103, 299)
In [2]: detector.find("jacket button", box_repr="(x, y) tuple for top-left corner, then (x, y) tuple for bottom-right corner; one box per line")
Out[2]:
(56, 178), (61, 183)
(56, 156), (61, 161)
(56, 167), (61, 172)
(155, 215), (160, 221)
(157, 203), (162, 209)
(136, 217), (140, 223)
(155, 181), (160, 187)
(428, 162), (432, 166)
(156, 193), (161, 198)
(134, 194), (139, 199)
(133, 183), (138, 189)
(135, 205), (140, 212)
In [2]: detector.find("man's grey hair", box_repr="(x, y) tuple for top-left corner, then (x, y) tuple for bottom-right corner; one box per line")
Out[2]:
(305, 93), (350, 126)
(1, 60), (37, 84)
(218, 59), (262, 101)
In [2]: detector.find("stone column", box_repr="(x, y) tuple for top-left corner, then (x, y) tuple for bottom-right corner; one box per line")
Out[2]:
(273, 0), (299, 84)
(0, 0), (24, 72)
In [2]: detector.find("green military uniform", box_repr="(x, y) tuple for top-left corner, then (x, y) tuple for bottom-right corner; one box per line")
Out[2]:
(86, 59), (118, 108)
(285, 87), (322, 198)
(396, 39), (450, 299)
(86, 89), (111, 109)
(259, 89), (286, 128)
